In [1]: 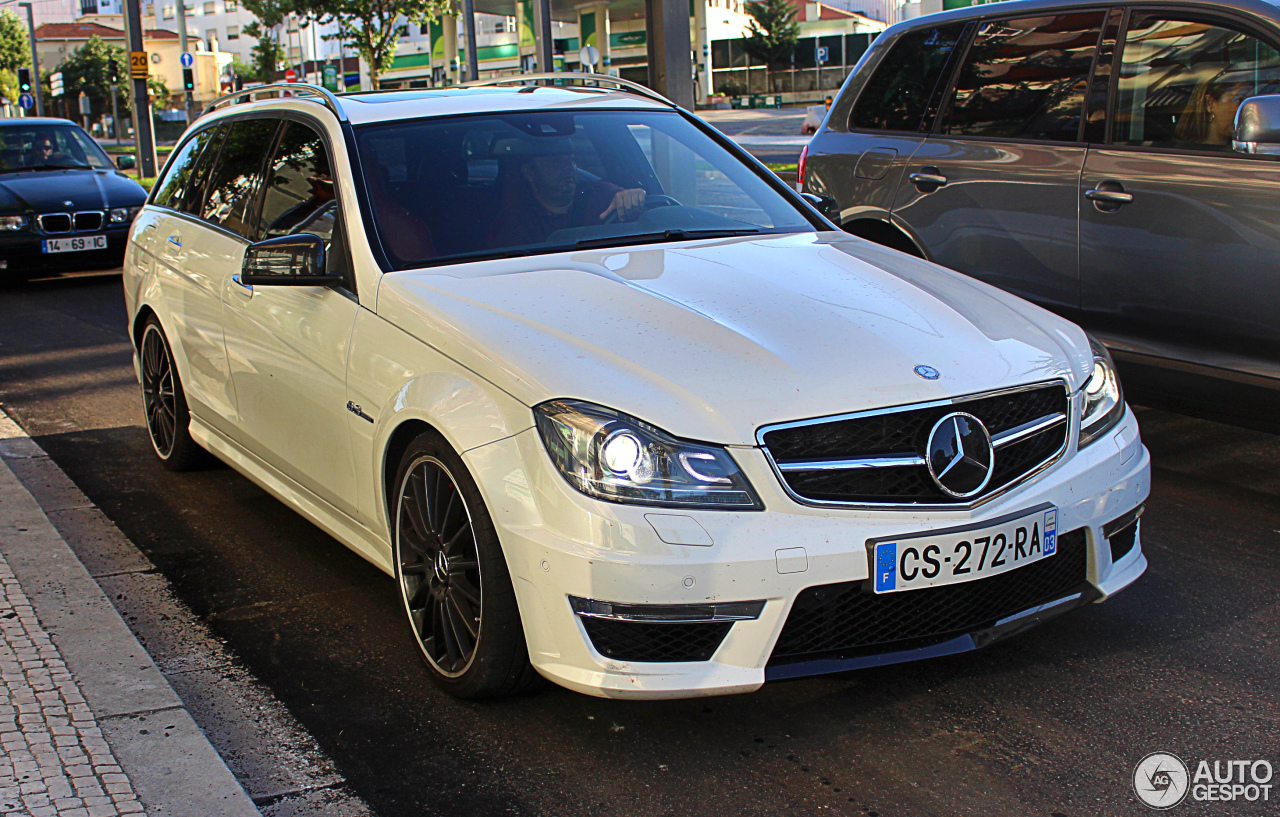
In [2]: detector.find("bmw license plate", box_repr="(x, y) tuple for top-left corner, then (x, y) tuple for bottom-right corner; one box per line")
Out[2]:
(42, 235), (107, 253)
(871, 506), (1057, 594)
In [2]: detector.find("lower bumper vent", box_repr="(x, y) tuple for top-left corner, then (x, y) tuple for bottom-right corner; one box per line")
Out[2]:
(768, 528), (1088, 667)
(582, 618), (732, 662)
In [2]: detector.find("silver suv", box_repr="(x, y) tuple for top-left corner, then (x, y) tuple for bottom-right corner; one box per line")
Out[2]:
(803, 0), (1280, 428)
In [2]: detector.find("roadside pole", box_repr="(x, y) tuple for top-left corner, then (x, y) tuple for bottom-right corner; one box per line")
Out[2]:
(123, 0), (158, 178)
(174, 0), (195, 123)
(462, 0), (479, 81)
(18, 3), (43, 116)
(111, 84), (121, 144)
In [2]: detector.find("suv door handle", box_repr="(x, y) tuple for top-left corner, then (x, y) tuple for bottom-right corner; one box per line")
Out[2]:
(909, 167), (948, 190)
(1084, 189), (1134, 205)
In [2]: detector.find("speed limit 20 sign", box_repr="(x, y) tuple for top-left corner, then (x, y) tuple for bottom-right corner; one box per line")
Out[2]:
(129, 51), (149, 79)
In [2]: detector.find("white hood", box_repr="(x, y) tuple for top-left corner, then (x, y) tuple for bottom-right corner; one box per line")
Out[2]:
(376, 232), (1093, 445)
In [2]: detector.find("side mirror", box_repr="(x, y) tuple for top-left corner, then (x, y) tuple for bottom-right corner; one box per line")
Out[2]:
(116, 154), (136, 170)
(240, 234), (341, 286)
(1234, 95), (1280, 155)
(800, 192), (841, 224)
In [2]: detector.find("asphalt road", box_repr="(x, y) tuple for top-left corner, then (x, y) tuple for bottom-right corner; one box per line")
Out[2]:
(1, 272), (1277, 817)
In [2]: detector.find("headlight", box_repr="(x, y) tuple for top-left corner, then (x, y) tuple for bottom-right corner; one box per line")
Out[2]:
(0, 215), (28, 231)
(1079, 336), (1125, 448)
(534, 400), (762, 509)
(109, 207), (139, 224)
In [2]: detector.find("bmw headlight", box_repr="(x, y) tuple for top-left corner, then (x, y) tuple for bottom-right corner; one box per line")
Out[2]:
(1079, 336), (1125, 448)
(109, 206), (139, 224)
(534, 400), (762, 510)
(0, 215), (28, 231)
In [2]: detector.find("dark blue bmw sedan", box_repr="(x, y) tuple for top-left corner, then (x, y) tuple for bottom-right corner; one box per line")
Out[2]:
(0, 117), (147, 281)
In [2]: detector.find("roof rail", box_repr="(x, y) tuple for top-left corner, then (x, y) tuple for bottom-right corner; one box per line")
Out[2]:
(203, 82), (348, 121)
(459, 73), (675, 107)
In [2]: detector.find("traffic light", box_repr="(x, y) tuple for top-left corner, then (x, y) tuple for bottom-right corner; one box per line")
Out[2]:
(183, 67), (194, 92)
(110, 60), (119, 84)
(17, 68), (31, 94)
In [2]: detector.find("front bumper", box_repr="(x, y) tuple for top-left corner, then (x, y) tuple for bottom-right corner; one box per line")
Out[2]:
(464, 406), (1150, 699)
(0, 225), (130, 277)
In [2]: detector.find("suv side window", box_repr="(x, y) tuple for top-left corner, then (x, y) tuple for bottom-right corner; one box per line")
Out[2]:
(152, 127), (218, 209)
(258, 121), (350, 281)
(1113, 14), (1280, 151)
(941, 11), (1105, 141)
(851, 23), (966, 132)
(201, 119), (279, 238)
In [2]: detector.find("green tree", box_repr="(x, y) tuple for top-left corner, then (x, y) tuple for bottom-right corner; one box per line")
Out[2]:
(744, 0), (799, 92)
(57, 36), (169, 119)
(0, 10), (29, 73)
(293, 0), (451, 89)
(242, 0), (294, 82)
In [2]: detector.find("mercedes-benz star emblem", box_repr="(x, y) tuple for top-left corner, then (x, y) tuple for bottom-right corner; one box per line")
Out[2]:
(925, 412), (994, 498)
(914, 365), (940, 380)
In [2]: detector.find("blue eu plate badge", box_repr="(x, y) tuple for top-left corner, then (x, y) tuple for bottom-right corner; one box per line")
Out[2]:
(1043, 509), (1057, 556)
(875, 542), (897, 593)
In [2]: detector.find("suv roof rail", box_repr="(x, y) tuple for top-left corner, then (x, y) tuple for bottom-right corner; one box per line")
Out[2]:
(459, 73), (675, 107)
(203, 82), (347, 121)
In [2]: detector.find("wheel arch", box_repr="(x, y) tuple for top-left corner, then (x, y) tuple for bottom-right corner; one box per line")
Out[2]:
(841, 216), (928, 259)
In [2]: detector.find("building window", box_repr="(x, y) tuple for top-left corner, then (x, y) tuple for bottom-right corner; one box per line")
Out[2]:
(80, 0), (98, 15)
(225, 0), (236, 9)
(227, 25), (239, 39)
(162, 4), (174, 18)
(204, 1), (215, 12)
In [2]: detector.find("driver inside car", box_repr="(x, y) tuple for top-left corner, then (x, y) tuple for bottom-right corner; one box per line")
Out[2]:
(486, 136), (646, 249)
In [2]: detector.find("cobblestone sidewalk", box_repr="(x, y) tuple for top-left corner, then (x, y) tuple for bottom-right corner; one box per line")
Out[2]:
(1, 552), (144, 817)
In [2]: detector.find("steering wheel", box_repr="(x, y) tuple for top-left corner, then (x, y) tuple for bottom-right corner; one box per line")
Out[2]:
(600, 193), (682, 225)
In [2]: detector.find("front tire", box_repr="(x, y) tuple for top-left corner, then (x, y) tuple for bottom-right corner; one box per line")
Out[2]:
(392, 430), (537, 699)
(140, 317), (208, 471)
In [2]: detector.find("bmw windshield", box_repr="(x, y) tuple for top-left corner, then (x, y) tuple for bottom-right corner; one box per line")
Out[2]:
(0, 123), (115, 172)
(354, 109), (818, 269)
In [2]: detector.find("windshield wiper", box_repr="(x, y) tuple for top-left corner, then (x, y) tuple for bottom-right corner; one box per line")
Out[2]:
(574, 228), (761, 250)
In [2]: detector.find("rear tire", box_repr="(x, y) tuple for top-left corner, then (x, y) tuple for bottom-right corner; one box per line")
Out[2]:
(392, 429), (538, 699)
(139, 317), (209, 471)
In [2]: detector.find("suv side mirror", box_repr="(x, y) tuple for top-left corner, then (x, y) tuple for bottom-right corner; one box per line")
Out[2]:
(1234, 95), (1280, 155)
(240, 234), (342, 286)
(800, 192), (840, 224)
(116, 154), (136, 170)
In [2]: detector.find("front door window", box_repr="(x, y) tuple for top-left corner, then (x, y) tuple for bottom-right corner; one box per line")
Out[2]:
(1113, 15), (1280, 151)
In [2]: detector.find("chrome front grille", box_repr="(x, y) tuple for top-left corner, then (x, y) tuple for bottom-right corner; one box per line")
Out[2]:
(38, 213), (71, 233)
(37, 212), (104, 234)
(759, 382), (1071, 508)
(73, 211), (102, 231)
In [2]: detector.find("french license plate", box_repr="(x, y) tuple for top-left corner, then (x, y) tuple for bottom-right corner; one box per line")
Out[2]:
(871, 507), (1057, 594)
(43, 235), (107, 253)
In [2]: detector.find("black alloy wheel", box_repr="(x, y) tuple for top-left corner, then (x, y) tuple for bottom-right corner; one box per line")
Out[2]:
(139, 317), (208, 471)
(398, 455), (483, 677)
(393, 430), (538, 698)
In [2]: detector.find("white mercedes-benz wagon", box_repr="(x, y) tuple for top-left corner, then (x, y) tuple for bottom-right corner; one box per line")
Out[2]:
(122, 78), (1149, 699)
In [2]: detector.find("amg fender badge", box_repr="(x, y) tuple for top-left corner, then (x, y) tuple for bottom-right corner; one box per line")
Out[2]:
(346, 400), (374, 423)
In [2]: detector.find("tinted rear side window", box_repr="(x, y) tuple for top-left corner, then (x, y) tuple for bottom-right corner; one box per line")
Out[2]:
(201, 119), (279, 238)
(152, 127), (218, 209)
(851, 24), (966, 132)
(943, 12), (1104, 141)
(178, 124), (226, 216)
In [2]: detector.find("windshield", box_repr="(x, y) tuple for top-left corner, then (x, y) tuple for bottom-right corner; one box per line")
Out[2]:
(0, 124), (114, 171)
(354, 109), (815, 269)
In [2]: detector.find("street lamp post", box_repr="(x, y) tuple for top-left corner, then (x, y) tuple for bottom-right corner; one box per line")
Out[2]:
(17, 2), (43, 116)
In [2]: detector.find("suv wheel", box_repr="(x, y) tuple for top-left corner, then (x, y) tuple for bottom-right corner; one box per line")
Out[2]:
(140, 317), (208, 471)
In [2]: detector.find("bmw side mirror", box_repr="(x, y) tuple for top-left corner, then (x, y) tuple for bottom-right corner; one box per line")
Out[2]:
(240, 234), (341, 286)
(800, 192), (840, 224)
(116, 154), (136, 170)
(1233, 95), (1280, 155)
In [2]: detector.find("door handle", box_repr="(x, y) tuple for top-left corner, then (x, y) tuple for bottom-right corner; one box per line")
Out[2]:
(1084, 189), (1134, 205)
(909, 167), (948, 190)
